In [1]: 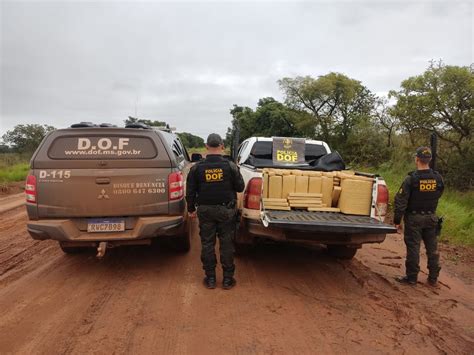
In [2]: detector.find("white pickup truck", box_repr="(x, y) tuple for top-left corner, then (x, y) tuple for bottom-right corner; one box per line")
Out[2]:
(234, 137), (396, 259)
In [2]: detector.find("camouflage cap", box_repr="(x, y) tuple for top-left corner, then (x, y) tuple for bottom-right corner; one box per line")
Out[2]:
(415, 146), (432, 159)
(206, 133), (224, 147)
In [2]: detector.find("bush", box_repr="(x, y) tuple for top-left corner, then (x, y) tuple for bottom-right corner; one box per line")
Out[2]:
(437, 145), (474, 190)
(339, 120), (392, 167)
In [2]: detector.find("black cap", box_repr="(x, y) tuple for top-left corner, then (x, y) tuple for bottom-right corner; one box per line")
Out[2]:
(415, 146), (432, 159)
(206, 133), (223, 147)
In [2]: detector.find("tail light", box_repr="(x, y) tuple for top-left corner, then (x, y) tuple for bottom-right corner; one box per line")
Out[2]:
(25, 175), (37, 203)
(169, 171), (184, 200)
(376, 183), (389, 217)
(244, 177), (262, 210)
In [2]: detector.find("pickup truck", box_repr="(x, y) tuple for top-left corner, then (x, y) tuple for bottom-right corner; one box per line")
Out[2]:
(234, 137), (396, 259)
(25, 122), (191, 257)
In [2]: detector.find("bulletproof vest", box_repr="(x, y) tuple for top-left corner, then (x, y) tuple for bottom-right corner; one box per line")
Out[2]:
(406, 169), (443, 213)
(195, 157), (236, 205)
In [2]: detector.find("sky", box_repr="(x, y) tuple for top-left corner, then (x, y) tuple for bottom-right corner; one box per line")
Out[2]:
(0, 0), (472, 139)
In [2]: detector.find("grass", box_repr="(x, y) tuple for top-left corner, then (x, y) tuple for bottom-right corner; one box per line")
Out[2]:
(362, 163), (473, 247)
(0, 163), (30, 183)
(0, 153), (31, 183)
(0, 153), (30, 168)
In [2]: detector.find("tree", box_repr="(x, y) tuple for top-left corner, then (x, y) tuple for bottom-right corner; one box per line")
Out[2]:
(389, 61), (473, 159)
(278, 73), (376, 146)
(0, 144), (12, 153)
(177, 132), (205, 148)
(389, 61), (473, 189)
(226, 98), (308, 144)
(374, 97), (398, 147)
(343, 119), (392, 167)
(2, 124), (56, 153)
(125, 116), (167, 127)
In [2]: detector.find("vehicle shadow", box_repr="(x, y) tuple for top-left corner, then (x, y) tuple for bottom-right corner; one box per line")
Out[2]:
(235, 241), (346, 271)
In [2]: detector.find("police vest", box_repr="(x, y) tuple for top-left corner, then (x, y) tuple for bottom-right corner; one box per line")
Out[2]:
(195, 158), (236, 205)
(406, 169), (443, 213)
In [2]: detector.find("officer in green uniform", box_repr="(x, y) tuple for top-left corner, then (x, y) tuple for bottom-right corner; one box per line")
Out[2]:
(394, 147), (444, 286)
(186, 133), (245, 290)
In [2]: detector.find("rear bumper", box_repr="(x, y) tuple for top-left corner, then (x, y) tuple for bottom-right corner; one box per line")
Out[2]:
(27, 215), (185, 242)
(242, 217), (388, 246)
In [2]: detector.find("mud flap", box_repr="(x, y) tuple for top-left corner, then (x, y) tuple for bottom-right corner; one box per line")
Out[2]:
(96, 242), (107, 258)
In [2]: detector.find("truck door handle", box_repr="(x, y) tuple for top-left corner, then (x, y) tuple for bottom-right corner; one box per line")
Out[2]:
(96, 178), (110, 185)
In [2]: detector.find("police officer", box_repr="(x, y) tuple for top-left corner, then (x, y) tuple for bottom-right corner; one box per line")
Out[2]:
(186, 133), (245, 290)
(394, 147), (444, 286)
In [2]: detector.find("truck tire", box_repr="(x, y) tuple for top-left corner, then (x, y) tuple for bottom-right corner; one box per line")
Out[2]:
(59, 242), (88, 254)
(234, 219), (254, 255)
(174, 233), (191, 252)
(173, 223), (191, 253)
(327, 245), (358, 259)
(234, 241), (252, 255)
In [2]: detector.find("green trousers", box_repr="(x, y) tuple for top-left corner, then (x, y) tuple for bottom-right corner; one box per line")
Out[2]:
(404, 213), (441, 281)
(197, 205), (236, 278)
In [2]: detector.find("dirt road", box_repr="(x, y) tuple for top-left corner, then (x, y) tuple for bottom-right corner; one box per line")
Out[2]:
(0, 193), (24, 214)
(0, 206), (473, 354)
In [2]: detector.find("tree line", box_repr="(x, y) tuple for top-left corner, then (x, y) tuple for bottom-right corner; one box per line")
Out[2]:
(226, 61), (473, 190)
(124, 117), (204, 148)
(0, 118), (205, 155)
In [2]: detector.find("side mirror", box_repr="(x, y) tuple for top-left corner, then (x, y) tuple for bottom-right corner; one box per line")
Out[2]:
(191, 153), (203, 162)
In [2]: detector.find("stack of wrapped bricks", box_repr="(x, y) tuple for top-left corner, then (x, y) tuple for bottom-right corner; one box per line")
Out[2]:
(262, 169), (374, 216)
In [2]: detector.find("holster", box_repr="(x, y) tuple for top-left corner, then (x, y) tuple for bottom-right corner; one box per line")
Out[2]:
(226, 200), (237, 209)
(436, 216), (444, 237)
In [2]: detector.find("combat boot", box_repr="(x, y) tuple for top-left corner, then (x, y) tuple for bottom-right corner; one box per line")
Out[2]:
(396, 276), (417, 286)
(427, 277), (438, 287)
(222, 277), (236, 290)
(203, 276), (216, 289)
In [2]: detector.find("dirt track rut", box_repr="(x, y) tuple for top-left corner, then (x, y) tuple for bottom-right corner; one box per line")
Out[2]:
(0, 207), (473, 354)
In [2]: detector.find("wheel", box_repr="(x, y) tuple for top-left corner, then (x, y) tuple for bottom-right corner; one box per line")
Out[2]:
(173, 223), (191, 253)
(174, 233), (191, 252)
(234, 218), (254, 255)
(327, 245), (358, 259)
(59, 242), (88, 254)
(234, 241), (252, 255)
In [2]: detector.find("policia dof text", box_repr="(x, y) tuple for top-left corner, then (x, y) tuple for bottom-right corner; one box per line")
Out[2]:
(186, 134), (245, 290)
(394, 147), (444, 286)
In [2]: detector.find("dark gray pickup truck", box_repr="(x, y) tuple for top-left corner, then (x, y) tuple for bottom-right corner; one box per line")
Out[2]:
(25, 123), (191, 256)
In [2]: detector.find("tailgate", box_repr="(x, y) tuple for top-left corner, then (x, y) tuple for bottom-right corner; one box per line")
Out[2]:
(31, 128), (174, 218)
(262, 210), (396, 234)
(36, 168), (170, 218)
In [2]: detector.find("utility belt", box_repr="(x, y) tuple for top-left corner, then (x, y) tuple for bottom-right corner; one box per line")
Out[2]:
(198, 200), (236, 209)
(406, 210), (434, 215)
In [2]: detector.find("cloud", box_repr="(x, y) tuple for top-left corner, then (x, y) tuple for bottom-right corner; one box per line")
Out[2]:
(1, 1), (472, 139)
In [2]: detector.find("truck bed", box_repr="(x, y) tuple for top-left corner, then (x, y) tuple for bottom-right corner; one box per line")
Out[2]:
(262, 210), (396, 234)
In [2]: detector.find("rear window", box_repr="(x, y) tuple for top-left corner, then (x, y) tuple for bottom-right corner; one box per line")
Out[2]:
(48, 136), (157, 160)
(250, 141), (327, 161)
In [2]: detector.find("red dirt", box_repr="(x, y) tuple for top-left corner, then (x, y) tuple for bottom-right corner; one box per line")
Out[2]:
(0, 206), (473, 354)
(0, 181), (24, 196)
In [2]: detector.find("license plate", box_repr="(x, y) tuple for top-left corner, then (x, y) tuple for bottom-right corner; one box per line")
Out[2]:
(87, 219), (125, 233)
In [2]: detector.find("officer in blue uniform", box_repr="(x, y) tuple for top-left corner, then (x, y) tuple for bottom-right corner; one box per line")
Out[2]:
(186, 134), (245, 290)
(394, 147), (444, 286)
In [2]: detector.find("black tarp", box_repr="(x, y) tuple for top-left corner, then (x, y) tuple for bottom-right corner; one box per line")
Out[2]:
(244, 150), (346, 171)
